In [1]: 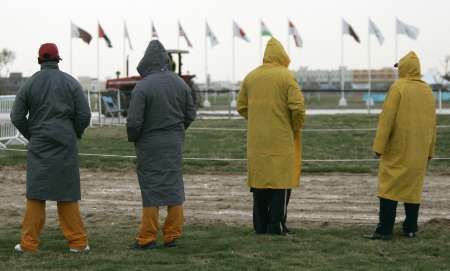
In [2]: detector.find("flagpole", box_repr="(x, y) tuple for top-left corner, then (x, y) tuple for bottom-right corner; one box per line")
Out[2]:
(97, 22), (102, 126)
(203, 19), (210, 108)
(395, 18), (399, 63)
(70, 21), (73, 75)
(231, 29), (236, 108)
(123, 21), (126, 77)
(368, 18), (372, 114)
(259, 19), (262, 60)
(339, 22), (347, 107)
(287, 19), (291, 57)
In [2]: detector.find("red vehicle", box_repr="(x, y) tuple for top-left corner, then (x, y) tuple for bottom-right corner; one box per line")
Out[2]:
(105, 49), (199, 116)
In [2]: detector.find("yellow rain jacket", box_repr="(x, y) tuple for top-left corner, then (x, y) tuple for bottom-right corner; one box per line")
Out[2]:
(373, 51), (436, 204)
(237, 38), (305, 189)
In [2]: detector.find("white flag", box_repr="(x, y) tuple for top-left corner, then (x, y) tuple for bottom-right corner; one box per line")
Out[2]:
(396, 19), (419, 40)
(151, 21), (159, 39)
(124, 21), (133, 50)
(288, 20), (303, 48)
(206, 22), (219, 47)
(369, 19), (385, 45)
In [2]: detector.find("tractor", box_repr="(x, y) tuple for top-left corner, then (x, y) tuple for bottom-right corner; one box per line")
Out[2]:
(104, 49), (200, 116)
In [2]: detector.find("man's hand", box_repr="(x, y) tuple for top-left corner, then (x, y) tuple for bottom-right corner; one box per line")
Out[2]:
(428, 156), (432, 161)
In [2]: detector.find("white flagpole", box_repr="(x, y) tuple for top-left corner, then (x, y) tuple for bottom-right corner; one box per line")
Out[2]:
(70, 21), (73, 75)
(231, 29), (237, 108)
(97, 22), (102, 126)
(203, 19), (211, 108)
(368, 18), (372, 114)
(123, 21), (126, 77)
(259, 19), (262, 61)
(177, 21), (180, 49)
(395, 18), (399, 63)
(287, 20), (291, 57)
(339, 22), (347, 107)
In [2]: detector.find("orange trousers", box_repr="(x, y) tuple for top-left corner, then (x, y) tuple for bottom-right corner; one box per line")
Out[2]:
(20, 199), (88, 252)
(136, 205), (183, 245)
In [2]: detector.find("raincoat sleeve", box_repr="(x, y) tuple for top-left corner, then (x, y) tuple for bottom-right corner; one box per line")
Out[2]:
(184, 88), (196, 129)
(72, 83), (91, 139)
(10, 85), (30, 139)
(372, 85), (401, 154)
(127, 87), (146, 142)
(237, 79), (248, 119)
(286, 74), (305, 133)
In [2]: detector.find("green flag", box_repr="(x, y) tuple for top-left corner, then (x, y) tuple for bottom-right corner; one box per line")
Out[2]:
(261, 20), (272, 36)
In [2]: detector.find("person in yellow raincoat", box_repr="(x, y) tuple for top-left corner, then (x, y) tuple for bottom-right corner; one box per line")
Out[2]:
(368, 51), (436, 240)
(237, 37), (305, 235)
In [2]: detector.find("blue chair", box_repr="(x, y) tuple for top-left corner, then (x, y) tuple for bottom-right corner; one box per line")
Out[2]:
(101, 96), (125, 117)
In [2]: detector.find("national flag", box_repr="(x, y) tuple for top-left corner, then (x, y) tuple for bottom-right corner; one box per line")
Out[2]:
(124, 21), (133, 50)
(260, 20), (272, 37)
(288, 20), (303, 47)
(151, 21), (159, 39)
(206, 22), (219, 47)
(178, 21), (193, 48)
(233, 21), (250, 42)
(342, 19), (360, 43)
(369, 19), (385, 45)
(396, 18), (419, 40)
(98, 23), (113, 48)
(71, 22), (92, 44)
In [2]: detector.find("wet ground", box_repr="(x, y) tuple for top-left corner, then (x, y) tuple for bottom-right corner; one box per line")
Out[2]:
(1, 167), (449, 227)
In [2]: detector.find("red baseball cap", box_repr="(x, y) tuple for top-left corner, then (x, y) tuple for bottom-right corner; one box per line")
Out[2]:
(38, 43), (62, 62)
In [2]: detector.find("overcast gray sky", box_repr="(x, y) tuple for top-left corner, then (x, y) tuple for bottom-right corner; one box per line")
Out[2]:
(1, 0), (449, 82)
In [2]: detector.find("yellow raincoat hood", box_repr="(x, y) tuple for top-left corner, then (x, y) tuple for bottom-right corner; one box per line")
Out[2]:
(398, 51), (421, 79)
(263, 38), (291, 67)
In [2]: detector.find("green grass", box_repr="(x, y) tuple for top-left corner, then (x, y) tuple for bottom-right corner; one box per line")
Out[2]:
(1, 115), (450, 174)
(1, 220), (450, 270)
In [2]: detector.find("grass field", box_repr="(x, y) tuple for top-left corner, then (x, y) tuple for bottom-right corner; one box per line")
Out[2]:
(1, 220), (449, 271)
(1, 115), (450, 174)
(1, 114), (450, 270)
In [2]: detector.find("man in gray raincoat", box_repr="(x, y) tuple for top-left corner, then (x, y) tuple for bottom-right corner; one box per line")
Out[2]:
(127, 40), (196, 249)
(10, 43), (91, 253)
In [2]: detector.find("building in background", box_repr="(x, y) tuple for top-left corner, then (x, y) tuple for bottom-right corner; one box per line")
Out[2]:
(295, 67), (396, 91)
(0, 73), (28, 95)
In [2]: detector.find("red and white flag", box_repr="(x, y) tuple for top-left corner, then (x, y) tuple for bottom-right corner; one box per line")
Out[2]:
(98, 23), (113, 48)
(233, 21), (250, 42)
(71, 22), (92, 44)
(288, 20), (303, 48)
(151, 21), (159, 39)
(178, 21), (193, 48)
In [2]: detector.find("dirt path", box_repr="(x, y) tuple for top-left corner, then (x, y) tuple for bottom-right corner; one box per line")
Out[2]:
(1, 167), (449, 227)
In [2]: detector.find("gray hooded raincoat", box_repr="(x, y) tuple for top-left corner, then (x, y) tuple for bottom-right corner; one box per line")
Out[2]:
(10, 62), (91, 202)
(127, 40), (196, 207)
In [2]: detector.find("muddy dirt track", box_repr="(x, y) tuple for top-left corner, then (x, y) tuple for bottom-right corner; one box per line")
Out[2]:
(1, 167), (449, 227)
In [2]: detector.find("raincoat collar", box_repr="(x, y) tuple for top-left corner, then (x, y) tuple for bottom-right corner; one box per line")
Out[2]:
(40, 61), (59, 70)
(137, 40), (170, 77)
(263, 38), (291, 67)
(398, 51), (421, 79)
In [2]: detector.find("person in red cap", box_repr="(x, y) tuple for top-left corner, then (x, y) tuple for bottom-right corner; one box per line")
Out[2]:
(10, 43), (91, 253)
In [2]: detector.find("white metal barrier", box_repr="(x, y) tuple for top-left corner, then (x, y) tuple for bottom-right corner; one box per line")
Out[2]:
(0, 95), (27, 148)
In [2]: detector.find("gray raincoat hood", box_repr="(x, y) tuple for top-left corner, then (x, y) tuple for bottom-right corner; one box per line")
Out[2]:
(137, 40), (170, 77)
